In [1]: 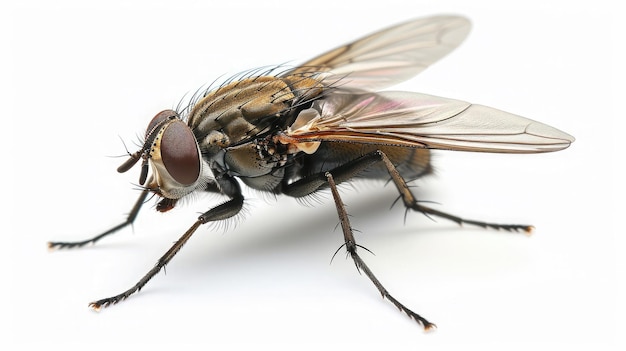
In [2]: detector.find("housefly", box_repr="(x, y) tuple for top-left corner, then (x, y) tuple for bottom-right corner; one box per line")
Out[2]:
(49, 15), (574, 330)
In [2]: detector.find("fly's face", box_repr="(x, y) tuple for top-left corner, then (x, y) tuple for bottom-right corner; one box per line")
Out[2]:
(117, 109), (214, 211)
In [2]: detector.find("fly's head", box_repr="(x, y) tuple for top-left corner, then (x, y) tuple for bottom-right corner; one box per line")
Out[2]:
(117, 110), (214, 212)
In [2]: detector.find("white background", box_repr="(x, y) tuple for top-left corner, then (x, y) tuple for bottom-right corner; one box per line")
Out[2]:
(5, 0), (622, 350)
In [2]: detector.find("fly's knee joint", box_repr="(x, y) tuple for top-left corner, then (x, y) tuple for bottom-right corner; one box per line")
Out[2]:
(375, 149), (394, 166)
(345, 240), (357, 253)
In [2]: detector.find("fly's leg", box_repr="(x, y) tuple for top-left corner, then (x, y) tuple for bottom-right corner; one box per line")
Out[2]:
(281, 150), (531, 328)
(373, 150), (533, 233)
(326, 172), (436, 330)
(285, 150), (532, 232)
(48, 188), (151, 249)
(89, 193), (244, 310)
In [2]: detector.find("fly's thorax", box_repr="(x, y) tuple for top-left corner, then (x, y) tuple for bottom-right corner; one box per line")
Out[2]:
(187, 75), (324, 145)
(182, 74), (325, 190)
(198, 130), (230, 159)
(226, 137), (290, 175)
(219, 141), (287, 191)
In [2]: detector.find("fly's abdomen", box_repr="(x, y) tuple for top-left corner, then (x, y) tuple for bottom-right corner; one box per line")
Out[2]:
(380, 144), (432, 179)
(303, 142), (432, 180)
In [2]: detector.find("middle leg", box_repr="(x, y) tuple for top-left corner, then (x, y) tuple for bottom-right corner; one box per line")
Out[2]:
(281, 149), (532, 328)
(325, 171), (436, 330)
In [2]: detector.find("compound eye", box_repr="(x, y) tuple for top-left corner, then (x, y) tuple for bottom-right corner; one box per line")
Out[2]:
(160, 120), (200, 185)
(147, 109), (178, 138)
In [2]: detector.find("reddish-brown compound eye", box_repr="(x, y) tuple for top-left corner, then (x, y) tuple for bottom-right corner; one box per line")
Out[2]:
(147, 109), (178, 138)
(160, 120), (200, 185)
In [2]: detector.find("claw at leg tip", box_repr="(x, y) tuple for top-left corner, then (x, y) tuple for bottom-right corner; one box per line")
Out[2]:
(424, 323), (437, 332)
(46, 242), (62, 251)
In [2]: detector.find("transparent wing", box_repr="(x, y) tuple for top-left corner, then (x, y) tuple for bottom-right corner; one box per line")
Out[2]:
(286, 91), (575, 153)
(282, 15), (471, 91)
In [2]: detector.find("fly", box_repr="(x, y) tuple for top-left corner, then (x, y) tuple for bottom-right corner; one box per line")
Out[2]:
(49, 15), (574, 330)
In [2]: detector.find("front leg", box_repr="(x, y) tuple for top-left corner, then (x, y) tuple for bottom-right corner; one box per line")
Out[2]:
(48, 188), (151, 249)
(89, 190), (244, 310)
